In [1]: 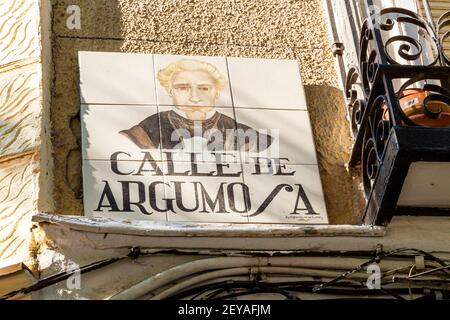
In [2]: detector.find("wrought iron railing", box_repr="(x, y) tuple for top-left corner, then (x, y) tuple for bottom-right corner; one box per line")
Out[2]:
(345, 1), (450, 225)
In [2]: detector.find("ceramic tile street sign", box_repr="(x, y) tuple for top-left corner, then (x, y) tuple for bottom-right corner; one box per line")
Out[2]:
(80, 52), (329, 224)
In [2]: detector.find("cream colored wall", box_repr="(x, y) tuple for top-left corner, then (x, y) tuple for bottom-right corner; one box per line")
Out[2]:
(0, 0), (53, 269)
(50, 0), (364, 224)
(31, 214), (450, 299)
(1, 0), (449, 300)
(420, 0), (450, 53)
(20, 0), (450, 300)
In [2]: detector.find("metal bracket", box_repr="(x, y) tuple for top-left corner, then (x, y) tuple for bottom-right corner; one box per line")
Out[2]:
(331, 42), (345, 56)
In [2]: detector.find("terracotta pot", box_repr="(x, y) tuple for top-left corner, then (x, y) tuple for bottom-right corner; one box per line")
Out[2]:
(383, 88), (450, 128)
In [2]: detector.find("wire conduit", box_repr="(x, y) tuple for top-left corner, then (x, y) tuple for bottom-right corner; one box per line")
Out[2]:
(110, 256), (415, 300)
(147, 266), (373, 300)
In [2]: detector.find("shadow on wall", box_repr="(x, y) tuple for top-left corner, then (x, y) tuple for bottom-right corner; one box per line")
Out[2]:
(304, 85), (365, 225)
(50, 0), (124, 216)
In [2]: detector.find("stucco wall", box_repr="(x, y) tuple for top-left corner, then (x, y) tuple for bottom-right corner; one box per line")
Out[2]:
(50, 0), (365, 224)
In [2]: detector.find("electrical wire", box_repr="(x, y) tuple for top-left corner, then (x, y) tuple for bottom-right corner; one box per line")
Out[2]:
(0, 247), (143, 300)
(168, 278), (450, 300)
(1, 246), (448, 300)
(162, 247), (450, 300)
(203, 281), (300, 300)
(148, 266), (375, 300)
(210, 288), (299, 300)
(408, 265), (450, 279)
(312, 247), (449, 293)
(162, 271), (450, 300)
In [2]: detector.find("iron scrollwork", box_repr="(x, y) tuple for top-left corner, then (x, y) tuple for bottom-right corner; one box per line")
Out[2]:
(345, 5), (450, 224)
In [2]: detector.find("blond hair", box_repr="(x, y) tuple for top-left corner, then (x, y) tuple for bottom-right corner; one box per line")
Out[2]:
(157, 59), (227, 92)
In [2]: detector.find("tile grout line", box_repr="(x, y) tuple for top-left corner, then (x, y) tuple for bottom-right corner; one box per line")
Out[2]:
(225, 56), (249, 223)
(152, 53), (169, 222)
(83, 158), (320, 165)
(80, 103), (308, 112)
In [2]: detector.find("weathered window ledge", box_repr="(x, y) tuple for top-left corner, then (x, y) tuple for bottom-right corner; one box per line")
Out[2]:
(32, 213), (450, 255)
(33, 212), (385, 238)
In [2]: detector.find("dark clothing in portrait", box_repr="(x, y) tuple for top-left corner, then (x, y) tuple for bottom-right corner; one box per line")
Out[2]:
(119, 110), (273, 152)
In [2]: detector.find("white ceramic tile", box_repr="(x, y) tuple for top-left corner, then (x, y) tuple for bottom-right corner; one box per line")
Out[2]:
(79, 51), (157, 105)
(227, 57), (307, 110)
(82, 104), (162, 161)
(154, 54), (233, 108)
(398, 162), (450, 207)
(83, 160), (167, 221)
(80, 53), (327, 225)
(157, 105), (240, 163)
(164, 162), (248, 223)
(234, 109), (318, 165)
(243, 164), (328, 224)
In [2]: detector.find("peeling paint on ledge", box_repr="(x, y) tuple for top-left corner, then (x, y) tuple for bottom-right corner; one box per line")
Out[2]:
(33, 212), (386, 238)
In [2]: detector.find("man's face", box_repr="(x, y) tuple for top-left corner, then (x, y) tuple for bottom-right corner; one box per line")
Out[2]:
(169, 70), (219, 120)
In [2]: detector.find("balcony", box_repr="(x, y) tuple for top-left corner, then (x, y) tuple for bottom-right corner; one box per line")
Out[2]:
(345, 1), (450, 225)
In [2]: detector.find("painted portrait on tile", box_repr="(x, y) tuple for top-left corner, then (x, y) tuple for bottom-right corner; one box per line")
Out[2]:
(119, 59), (273, 153)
